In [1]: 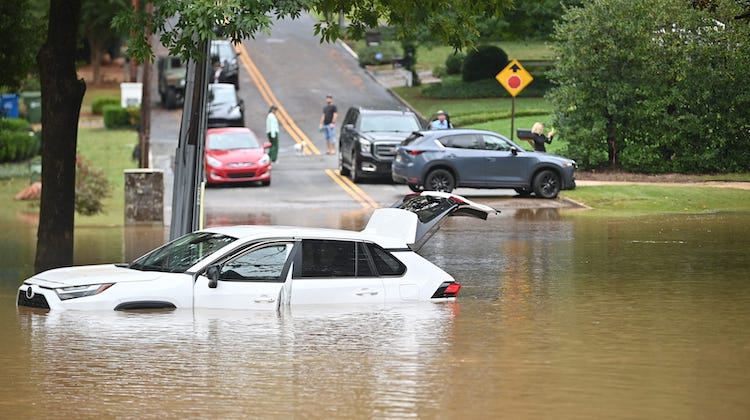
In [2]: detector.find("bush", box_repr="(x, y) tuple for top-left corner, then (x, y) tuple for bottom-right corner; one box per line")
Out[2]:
(75, 155), (111, 216)
(126, 106), (141, 127)
(0, 128), (38, 162)
(1, 118), (32, 132)
(462, 45), (508, 82)
(421, 78), (507, 99)
(445, 53), (465, 75)
(92, 97), (120, 115)
(102, 104), (130, 128)
(358, 43), (402, 66)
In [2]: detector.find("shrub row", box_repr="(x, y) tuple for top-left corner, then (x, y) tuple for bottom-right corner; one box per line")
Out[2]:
(0, 128), (39, 162)
(92, 97), (120, 115)
(103, 105), (140, 128)
(421, 73), (553, 99)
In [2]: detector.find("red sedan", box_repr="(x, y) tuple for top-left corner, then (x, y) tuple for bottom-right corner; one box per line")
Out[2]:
(205, 127), (272, 186)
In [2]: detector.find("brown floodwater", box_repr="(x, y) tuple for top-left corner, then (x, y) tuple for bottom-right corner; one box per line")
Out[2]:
(1, 210), (749, 418)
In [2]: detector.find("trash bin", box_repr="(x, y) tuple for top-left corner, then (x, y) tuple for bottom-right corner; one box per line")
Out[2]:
(20, 92), (41, 124)
(1, 93), (19, 118)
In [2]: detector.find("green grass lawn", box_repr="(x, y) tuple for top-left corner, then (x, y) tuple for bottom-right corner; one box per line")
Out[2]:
(562, 185), (750, 216)
(1, 126), (138, 227)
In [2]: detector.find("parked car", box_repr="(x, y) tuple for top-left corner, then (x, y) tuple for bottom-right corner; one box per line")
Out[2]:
(207, 83), (244, 128)
(157, 56), (186, 109)
(205, 127), (271, 186)
(338, 107), (422, 182)
(392, 129), (577, 198)
(211, 39), (240, 89)
(17, 192), (496, 311)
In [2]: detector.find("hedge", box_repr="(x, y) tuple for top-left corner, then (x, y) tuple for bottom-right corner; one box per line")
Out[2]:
(0, 129), (38, 162)
(103, 104), (131, 128)
(358, 42), (402, 66)
(92, 97), (120, 115)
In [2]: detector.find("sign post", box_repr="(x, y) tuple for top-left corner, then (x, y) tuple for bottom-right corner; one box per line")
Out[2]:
(495, 59), (533, 140)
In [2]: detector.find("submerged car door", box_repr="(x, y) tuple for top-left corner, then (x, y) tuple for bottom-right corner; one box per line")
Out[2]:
(364, 191), (496, 251)
(290, 239), (385, 305)
(479, 134), (532, 185)
(193, 241), (296, 309)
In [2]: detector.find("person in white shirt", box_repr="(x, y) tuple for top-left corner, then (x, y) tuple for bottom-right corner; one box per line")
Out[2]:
(266, 105), (279, 162)
(430, 110), (453, 130)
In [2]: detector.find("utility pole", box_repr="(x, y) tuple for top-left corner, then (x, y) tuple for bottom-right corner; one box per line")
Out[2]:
(170, 39), (210, 239)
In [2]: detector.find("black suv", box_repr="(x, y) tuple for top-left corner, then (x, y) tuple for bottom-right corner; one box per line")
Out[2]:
(338, 107), (421, 182)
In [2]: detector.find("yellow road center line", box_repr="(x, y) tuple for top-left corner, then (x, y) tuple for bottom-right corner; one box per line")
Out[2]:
(235, 43), (321, 155)
(235, 42), (380, 211)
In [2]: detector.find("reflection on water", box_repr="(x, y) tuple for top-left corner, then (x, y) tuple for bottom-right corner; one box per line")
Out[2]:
(1, 211), (750, 418)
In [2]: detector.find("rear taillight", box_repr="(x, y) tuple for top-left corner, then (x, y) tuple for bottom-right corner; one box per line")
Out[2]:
(431, 281), (461, 299)
(407, 150), (424, 156)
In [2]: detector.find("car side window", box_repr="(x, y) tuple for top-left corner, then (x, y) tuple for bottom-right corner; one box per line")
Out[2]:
(219, 243), (292, 282)
(301, 239), (355, 277)
(445, 134), (480, 150)
(481, 135), (512, 151)
(366, 243), (406, 276)
(344, 108), (357, 126)
(299, 239), (377, 278)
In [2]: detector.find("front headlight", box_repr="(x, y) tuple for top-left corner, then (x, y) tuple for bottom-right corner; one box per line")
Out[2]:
(56, 284), (113, 301)
(359, 139), (371, 154)
(258, 154), (270, 165)
(206, 155), (222, 167)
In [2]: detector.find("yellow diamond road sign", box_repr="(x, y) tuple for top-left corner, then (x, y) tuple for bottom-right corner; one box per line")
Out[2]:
(496, 59), (533, 97)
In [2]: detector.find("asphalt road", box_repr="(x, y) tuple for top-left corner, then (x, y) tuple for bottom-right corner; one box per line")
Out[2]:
(150, 14), (569, 230)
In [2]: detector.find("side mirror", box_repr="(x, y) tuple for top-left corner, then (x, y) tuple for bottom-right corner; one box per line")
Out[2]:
(344, 123), (355, 131)
(511, 147), (518, 156)
(263, 142), (272, 150)
(206, 265), (220, 289)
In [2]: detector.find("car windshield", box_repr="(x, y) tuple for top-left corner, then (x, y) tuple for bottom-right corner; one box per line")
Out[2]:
(209, 86), (236, 106)
(212, 42), (234, 62)
(208, 132), (260, 151)
(360, 115), (420, 133)
(129, 232), (237, 273)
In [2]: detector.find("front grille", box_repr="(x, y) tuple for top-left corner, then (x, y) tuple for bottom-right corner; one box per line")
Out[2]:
(17, 290), (50, 309)
(373, 142), (399, 159)
(227, 172), (256, 179)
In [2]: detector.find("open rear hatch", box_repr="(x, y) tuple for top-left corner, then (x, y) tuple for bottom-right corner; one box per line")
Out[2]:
(363, 191), (497, 250)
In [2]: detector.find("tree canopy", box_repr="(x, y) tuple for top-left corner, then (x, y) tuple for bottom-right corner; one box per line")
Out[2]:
(114, 0), (513, 64)
(549, 0), (750, 172)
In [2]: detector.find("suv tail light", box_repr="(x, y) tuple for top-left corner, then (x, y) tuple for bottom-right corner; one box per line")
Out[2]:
(407, 150), (424, 156)
(431, 281), (461, 299)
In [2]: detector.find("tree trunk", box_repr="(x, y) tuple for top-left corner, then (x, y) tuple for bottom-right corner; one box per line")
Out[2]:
(35, 0), (86, 273)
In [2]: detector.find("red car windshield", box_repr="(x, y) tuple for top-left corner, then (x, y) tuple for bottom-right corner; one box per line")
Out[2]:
(209, 132), (260, 151)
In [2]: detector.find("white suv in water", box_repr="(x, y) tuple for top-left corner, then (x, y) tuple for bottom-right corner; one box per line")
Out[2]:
(18, 192), (496, 311)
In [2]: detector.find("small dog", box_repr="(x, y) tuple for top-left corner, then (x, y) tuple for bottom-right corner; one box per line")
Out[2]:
(293, 141), (307, 156)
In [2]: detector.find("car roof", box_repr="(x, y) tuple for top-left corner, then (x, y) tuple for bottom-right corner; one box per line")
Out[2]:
(200, 225), (409, 248)
(354, 107), (416, 116)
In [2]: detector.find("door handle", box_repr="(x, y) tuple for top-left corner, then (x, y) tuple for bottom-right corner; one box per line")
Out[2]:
(254, 296), (276, 303)
(355, 289), (379, 296)
(486, 157), (495, 161)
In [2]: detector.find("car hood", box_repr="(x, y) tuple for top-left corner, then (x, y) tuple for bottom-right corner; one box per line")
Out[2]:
(207, 148), (265, 164)
(364, 191), (497, 250)
(360, 131), (415, 142)
(25, 264), (163, 288)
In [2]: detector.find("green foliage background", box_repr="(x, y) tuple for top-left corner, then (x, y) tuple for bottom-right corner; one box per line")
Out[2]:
(549, 0), (750, 173)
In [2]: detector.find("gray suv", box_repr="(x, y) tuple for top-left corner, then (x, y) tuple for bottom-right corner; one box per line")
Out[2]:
(392, 129), (577, 198)
(338, 107), (422, 182)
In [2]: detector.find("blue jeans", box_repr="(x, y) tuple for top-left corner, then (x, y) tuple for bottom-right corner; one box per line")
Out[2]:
(324, 125), (336, 143)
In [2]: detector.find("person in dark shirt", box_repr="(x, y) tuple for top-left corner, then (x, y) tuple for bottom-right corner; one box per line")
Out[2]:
(319, 94), (338, 155)
(530, 122), (555, 152)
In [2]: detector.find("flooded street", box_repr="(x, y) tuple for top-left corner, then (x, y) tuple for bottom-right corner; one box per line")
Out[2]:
(1, 210), (749, 418)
